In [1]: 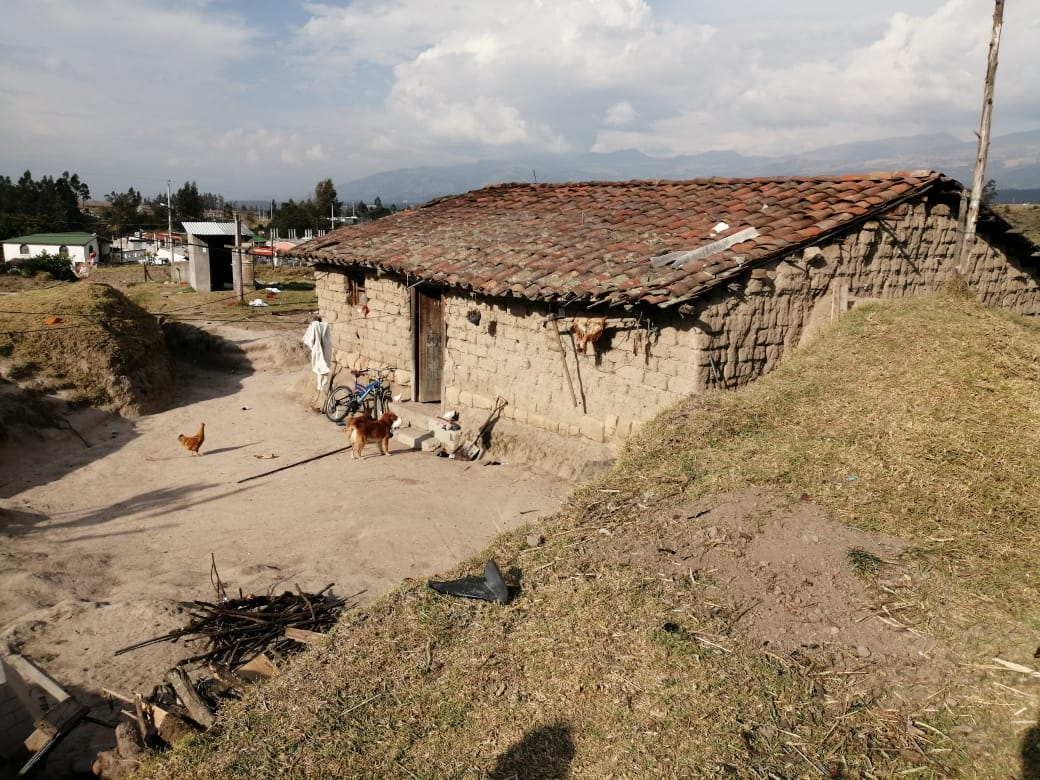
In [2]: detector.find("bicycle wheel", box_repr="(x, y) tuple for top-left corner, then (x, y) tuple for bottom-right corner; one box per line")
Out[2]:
(359, 391), (380, 419)
(325, 386), (359, 422)
(370, 388), (391, 418)
(377, 386), (394, 416)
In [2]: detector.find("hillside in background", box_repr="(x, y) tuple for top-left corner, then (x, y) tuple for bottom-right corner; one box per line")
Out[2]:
(339, 129), (1040, 207)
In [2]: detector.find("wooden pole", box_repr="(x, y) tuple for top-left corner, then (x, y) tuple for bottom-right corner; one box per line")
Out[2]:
(955, 0), (1004, 276)
(546, 318), (578, 408)
(234, 212), (244, 303)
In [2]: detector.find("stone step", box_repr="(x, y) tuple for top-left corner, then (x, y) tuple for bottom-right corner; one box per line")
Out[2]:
(394, 425), (436, 451)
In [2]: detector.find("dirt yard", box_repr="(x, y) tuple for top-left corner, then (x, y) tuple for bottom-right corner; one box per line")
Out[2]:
(0, 331), (570, 777)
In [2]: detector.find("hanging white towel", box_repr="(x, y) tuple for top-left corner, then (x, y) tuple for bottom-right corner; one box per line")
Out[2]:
(301, 320), (332, 391)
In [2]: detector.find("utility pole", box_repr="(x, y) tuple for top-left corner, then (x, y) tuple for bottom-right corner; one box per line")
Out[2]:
(234, 212), (244, 303)
(328, 203), (357, 231)
(167, 179), (174, 280)
(955, 0), (1004, 275)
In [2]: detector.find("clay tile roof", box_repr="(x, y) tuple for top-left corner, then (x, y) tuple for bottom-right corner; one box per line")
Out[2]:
(293, 172), (956, 309)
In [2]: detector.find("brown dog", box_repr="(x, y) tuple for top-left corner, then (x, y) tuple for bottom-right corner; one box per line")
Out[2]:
(348, 411), (398, 459)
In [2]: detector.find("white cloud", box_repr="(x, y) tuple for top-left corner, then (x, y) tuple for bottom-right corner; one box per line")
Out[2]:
(591, 0), (1028, 156)
(0, 0), (1037, 199)
(603, 101), (639, 128)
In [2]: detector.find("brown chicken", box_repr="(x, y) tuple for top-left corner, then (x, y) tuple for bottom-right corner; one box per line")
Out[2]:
(177, 422), (205, 456)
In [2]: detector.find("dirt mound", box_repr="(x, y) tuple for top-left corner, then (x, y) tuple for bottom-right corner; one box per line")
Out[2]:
(617, 488), (951, 699)
(0, 282), (172, 420)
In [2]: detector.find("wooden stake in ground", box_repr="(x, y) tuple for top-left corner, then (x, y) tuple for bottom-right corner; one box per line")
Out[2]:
(954, 0), (1004, 274)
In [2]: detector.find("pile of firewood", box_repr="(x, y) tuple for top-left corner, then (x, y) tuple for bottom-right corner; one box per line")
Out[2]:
(94, 586), (349, 779)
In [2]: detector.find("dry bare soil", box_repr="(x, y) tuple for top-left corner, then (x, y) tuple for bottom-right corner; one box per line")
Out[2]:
(0, 269), (569, 777)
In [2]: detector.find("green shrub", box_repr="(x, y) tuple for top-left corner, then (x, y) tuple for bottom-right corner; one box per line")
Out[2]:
(17, 251), (77, 281)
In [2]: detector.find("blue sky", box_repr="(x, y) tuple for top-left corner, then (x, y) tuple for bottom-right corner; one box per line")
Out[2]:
(1, 0), (1036, 201)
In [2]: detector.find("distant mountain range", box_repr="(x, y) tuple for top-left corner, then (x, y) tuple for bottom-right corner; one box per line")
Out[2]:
(338, 129), (1040, 207)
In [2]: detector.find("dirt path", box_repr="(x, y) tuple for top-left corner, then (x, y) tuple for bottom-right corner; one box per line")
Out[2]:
(0, 351), (570, 776)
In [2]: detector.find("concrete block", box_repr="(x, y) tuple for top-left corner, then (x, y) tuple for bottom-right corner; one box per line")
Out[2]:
(434, 427), (462, 447)
(394, 426), (433, 450)
(579, 417), (606, 443)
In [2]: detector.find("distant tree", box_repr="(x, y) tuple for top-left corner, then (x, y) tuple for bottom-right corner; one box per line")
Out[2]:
(981, 179), (998, 206)
(367, 196), (393, 220)
(348, 197), (397, 223)
(173, 181), (204, 221)
(270, 198), (313, 234)
(102, 188), (143, 236)
(60, 171), (90, 203)
(0, 169), (93, 237)
(199, 191), (225, 214)
(313, 178), (341, 228)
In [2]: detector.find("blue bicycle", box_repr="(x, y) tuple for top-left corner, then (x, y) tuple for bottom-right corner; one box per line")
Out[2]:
(325, 367), (396, 422)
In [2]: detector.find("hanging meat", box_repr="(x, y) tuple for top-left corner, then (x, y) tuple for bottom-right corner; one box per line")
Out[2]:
(572, 317), (607, 353)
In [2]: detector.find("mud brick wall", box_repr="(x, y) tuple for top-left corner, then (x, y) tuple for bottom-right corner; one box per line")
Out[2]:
(686, 198), (1040, 390)
(438, 297), (700, 443)
(314, 269), (414, 389)
(314, 195), (1040, 444)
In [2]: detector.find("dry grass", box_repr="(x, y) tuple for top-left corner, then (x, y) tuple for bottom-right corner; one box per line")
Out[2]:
(993, 203), (1040, 247)
(139, 287), (1040, 779)
(615, 285), (1040, 620)
(90, 265), (319, 333)
(0, 281), (170, 416)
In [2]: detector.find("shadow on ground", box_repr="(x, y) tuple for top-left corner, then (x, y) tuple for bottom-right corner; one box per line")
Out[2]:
(2, 678), (133, 779)
(1023, 719), (1040, 780)
(0, 326), (257, 497)
(490, 722), (575, 780)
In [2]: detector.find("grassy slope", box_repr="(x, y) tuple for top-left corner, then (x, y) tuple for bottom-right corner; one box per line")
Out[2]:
(144, 287), (1040, 779)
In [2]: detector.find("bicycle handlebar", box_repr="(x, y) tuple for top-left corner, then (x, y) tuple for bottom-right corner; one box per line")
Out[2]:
(350, 366), (397, 379)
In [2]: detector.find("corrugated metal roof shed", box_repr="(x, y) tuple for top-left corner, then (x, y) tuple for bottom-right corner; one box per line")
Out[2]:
(182, 222), (254, 237)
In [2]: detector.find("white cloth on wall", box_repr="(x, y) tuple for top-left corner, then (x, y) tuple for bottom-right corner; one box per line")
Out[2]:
(301, 320), (332, 391)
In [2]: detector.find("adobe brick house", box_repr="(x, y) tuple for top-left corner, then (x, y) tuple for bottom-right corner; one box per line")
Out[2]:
(290, 172), (1040, 449)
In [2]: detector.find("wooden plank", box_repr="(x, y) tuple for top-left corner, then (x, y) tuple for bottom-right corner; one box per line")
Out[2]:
(236, 654), (277, 682)
(283, 627), (325, 645)
(4, 654), (68, 706)
(18, 698), (88, 778)
(31, 697), (88, 739)
(165, 668), (215, 730)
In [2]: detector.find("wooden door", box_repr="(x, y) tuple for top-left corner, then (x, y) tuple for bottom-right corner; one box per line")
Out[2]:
(415, 287), (444, 402)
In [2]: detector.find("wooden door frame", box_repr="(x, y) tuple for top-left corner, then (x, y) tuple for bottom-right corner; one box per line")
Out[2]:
(411, 286), (445, 402)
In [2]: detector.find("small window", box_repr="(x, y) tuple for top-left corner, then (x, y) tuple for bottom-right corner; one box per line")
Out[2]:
(58, 245), (69, 256)
(19, 244), (29, 255)
(347, 270), (366, 307)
